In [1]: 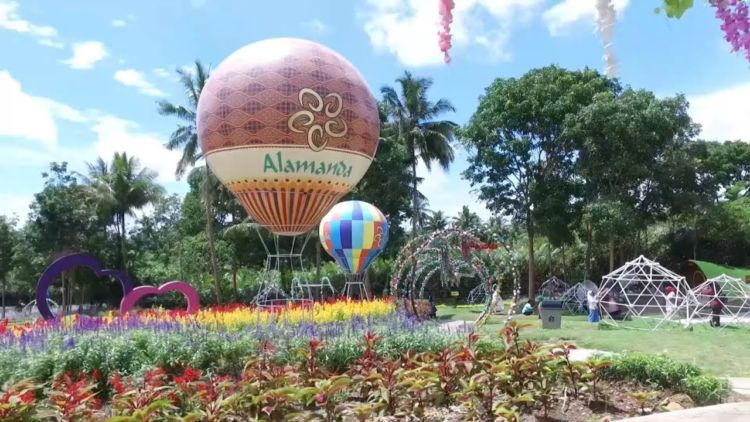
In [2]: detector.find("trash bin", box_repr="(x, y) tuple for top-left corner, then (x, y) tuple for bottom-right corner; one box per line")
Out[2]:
(540, 300), (562, 329)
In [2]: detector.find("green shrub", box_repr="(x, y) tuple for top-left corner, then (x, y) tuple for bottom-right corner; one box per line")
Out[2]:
(604, 353), (728, 404)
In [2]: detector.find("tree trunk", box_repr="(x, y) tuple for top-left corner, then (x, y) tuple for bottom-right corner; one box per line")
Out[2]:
(316, 239), (321, 283)
(411, 159), (419, 235)
(61, 271), (66, 315)
(120, 214), (128, 271)
(561, 243), (566, 280)
(409, 157), (418, 317)
(608, 237), (614, 272)
(1, 277), (5, 319)
(527, 219), (537, 304)
(586, 221), (593, 279)
(231, 265), (238, 297)
(204, 199), (222, 305)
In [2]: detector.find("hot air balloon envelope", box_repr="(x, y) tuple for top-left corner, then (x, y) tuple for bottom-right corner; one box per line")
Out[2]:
(197, 38), (380, 236)
(319, 201), (389, 274)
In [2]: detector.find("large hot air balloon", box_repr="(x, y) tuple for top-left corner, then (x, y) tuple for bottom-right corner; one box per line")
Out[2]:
(319, 201), (389, 278)
(197, 38), (380, 236)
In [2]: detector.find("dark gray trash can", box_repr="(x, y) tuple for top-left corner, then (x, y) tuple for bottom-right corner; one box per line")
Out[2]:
(540, 300), (562, 329)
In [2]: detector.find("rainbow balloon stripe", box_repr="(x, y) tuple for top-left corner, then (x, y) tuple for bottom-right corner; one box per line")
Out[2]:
(319, 201), (389, 274)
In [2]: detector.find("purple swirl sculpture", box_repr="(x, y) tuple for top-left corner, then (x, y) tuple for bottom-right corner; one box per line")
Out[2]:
(36, 253), (201, 320)
(36, 253), (135, 320)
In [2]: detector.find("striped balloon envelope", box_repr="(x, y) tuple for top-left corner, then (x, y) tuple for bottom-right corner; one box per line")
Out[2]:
(319, 201), (389, 274)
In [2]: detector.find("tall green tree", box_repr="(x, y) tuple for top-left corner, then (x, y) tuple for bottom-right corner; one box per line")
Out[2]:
(566, 89), (699, 270)
(380, 71), (458, 235)
(28, 163), (106, 311)
(157, 61), (224, 304)
(452, 206), (481, 232)
(462, 66), (617, 301)
(0, 216), (15, 318)
(84, 152), (162, 271)
(424, 210), (449, 232)
(346, 103), (412, 255)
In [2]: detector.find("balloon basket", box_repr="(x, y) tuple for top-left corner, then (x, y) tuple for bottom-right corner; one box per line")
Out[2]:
(343, 272), (371, 301)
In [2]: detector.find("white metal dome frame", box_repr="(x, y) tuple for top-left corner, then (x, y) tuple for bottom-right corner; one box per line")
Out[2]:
(596, 255), (692, 330)
(689, 274), (750, 327)
(562, 281), (598, 314)
(539, 276), (570, 300)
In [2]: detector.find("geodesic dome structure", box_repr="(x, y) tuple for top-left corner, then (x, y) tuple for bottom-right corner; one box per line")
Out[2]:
(689, 274), (750, 326)
(562, 280), (598, 314)
(596, 255), (692, 329)
(539, 276), (570, 300)
(467, 281), (493, 305)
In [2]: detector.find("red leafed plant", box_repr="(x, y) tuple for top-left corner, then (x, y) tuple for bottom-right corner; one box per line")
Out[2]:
(0, 380), (39, 422)
(43, 370), (102, 421)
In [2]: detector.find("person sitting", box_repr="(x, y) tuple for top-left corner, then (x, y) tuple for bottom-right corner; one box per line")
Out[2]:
(605, 293), (623, 320)
(522, 302), (534, 316)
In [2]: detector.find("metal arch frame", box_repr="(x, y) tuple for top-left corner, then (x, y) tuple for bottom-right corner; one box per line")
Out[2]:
(688, 274), (750, 327)
(595, 255), (693, 330)
(561, 281), (597, 314)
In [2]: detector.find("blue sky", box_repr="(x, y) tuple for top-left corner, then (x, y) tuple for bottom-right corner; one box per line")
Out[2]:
(1, 0), (749, 223)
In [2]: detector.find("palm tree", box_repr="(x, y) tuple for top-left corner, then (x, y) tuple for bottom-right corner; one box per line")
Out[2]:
(381, 71), (458, 235)
(157, 61), (223, 304)
(452, 206), (481, 232)
(424, 210), (449, 232)
(84, 152), (162, 270)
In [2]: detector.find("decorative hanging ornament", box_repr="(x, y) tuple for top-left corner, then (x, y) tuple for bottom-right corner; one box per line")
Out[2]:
(197, 38), (380, 235)
(438, 0), (455, 63)
(595, 0), (618, 77)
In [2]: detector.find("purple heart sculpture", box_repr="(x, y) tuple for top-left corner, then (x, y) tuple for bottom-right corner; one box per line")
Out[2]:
(36, 253), (135, 320)
(119, 281), (200, 315)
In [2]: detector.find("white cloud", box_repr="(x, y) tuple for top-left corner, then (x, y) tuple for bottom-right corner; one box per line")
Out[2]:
(153, 67), (172, 78)
(304, 18), (328, 34)
(0, 70), (86, 147)
(360, 0), (542, 67)
(111, 19), (127, 27)
(0, 0), (62, 47)
(543, 0), (629, 36)
(90, 115), (181, 183)
(689, 82), (750, 142)
(416, 148), (491, 221)
(63, 41), (109, 70)
(114, 69), (166, 97)
(0, 193), (33, 222)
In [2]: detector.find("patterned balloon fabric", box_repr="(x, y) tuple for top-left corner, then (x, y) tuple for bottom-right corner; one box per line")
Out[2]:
(197, 38), (380, 236)
(319, 201), (389, 274)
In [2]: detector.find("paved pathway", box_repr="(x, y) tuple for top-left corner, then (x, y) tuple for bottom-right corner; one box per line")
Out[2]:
(618, 402), (750, 421)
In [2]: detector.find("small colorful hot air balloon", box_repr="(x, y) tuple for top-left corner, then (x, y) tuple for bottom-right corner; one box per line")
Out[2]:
(319, 201), (389, 275)
(197, 38), (380, 236)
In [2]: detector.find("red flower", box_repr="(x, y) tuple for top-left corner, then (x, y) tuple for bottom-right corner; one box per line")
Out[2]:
(108, 372), (125, 395)
(19, 390), (35, 404)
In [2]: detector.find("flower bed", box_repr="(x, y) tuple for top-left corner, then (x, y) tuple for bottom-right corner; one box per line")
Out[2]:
(0, 322), (730, 421)
(0, 298), (460, 386)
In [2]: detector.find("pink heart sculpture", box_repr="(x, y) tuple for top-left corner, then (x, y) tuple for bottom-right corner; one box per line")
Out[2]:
(119, 281), (200, 315)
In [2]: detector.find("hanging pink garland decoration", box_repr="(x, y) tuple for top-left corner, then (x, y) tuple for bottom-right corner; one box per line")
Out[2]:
(711, 0), (750, 63)
(438, 0), (455, 63)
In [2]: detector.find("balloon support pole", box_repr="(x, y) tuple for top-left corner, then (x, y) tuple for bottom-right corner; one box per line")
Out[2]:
(343, 272), (370, 301)
(252, 227), (335, 306)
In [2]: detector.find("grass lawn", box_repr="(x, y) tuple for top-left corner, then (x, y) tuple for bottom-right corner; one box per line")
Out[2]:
(437, 303), (750, 377)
